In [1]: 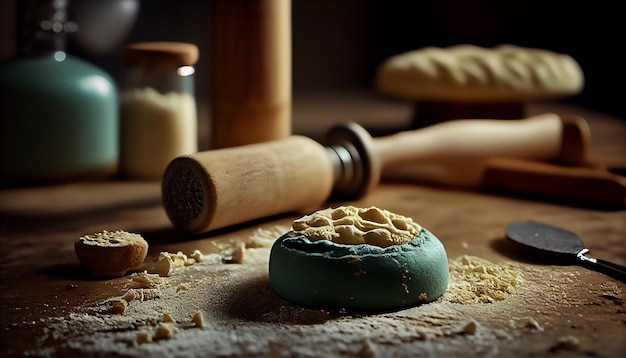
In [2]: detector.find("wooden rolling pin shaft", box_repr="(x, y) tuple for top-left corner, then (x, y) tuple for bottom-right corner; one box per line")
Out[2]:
(209, 0), (291, 149)
(162, 136), (333, 233)
(162, 113), (588, 234)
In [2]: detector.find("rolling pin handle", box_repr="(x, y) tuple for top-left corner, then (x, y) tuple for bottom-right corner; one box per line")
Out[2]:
(557, 114), (592, 165)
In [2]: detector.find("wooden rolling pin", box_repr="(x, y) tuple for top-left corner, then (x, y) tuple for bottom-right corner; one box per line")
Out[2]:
(162, 136), (333, 233)
(209, 0), (291, 149)
(162, 113), (589, 233)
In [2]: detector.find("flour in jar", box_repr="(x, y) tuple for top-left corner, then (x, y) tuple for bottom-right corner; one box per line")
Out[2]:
(120, 87), (197, 180)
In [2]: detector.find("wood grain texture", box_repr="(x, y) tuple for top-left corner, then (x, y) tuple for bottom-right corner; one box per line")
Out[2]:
(162, 136), (334, 233)
(0, 99), (624, 357)
(209, 0), (291, 149)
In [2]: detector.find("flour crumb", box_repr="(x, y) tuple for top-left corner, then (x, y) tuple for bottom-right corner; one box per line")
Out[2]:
(445, 255), (523, 304)
(507, 316), (545, 331)
(129, 271), (165, 289)
(122, 288), (162, 302)
(461, 320), (479, 335)
(121, 289), (136, 302)
(358, 338), (377, 357)
(550, 335), (580, 351)
(248, 225), (288, 248)
(524, 317), (544, 331)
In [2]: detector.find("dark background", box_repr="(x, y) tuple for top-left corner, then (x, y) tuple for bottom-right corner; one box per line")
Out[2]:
(1, 0), (623, 119)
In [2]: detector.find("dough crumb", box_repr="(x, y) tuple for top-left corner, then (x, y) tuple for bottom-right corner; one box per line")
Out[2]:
(221, 242), (245, 264)
(152, 313), (180, 341)
(191, 311), (205, 328)
(189, 249), (204, 262)
(136, 331), (152, 344)
(461, 320), (479, 335)
(163, 313), (176, 324)
(74, 230), (148, 277)
(154, 322), (178, 340)
(141, 250), (208, 277)
(110, 299), (127, 315)
(121, 289), (138, 302)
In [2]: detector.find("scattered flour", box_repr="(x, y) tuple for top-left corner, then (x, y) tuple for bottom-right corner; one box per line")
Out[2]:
(24, 226), (555, 357)
(444, 255), (524, 304)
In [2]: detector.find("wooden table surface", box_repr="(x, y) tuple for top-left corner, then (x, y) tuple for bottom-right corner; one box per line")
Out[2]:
(1, 92), (625, 357)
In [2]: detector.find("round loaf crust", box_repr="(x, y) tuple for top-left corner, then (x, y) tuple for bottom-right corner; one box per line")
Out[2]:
(74, 230), (148, 277)
(269, 228), (449, 312)
(375, 44), (584, 102)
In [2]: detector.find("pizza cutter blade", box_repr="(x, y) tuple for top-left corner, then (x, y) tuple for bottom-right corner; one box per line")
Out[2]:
(505, 220), (626, 282)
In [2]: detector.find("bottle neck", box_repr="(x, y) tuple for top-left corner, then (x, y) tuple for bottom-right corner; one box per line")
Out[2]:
(17, 0), (77, 57)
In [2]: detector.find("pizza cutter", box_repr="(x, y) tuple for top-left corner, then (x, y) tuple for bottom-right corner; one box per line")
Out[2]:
(505, 220), (626, 282)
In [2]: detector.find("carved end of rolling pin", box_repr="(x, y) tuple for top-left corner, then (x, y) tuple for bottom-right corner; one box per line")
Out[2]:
(162, 136), (334, 234)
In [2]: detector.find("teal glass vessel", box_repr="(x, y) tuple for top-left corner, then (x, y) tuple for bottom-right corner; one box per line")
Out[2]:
(0, 0), (119, 185)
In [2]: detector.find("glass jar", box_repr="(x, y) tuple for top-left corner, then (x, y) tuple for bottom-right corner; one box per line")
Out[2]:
(119, 42), (199, 180)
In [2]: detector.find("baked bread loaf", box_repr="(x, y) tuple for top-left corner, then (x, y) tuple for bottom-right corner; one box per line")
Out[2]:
(269, 206), (449, 312)
(74, 230), (149, 277)
(375, 44), (584, 103)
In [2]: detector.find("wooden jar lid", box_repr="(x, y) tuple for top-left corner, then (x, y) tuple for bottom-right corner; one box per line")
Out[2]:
(124, 42), (199, 67)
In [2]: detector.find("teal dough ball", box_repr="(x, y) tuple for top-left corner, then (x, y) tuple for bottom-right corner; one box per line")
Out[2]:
(269, 228), (449, 312)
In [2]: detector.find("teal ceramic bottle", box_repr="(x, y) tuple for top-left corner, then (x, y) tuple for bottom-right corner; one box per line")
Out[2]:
(0, 0), (119, 185)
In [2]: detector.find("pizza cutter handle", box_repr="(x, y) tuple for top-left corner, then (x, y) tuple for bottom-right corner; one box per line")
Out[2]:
(577, 250), (626, 282)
